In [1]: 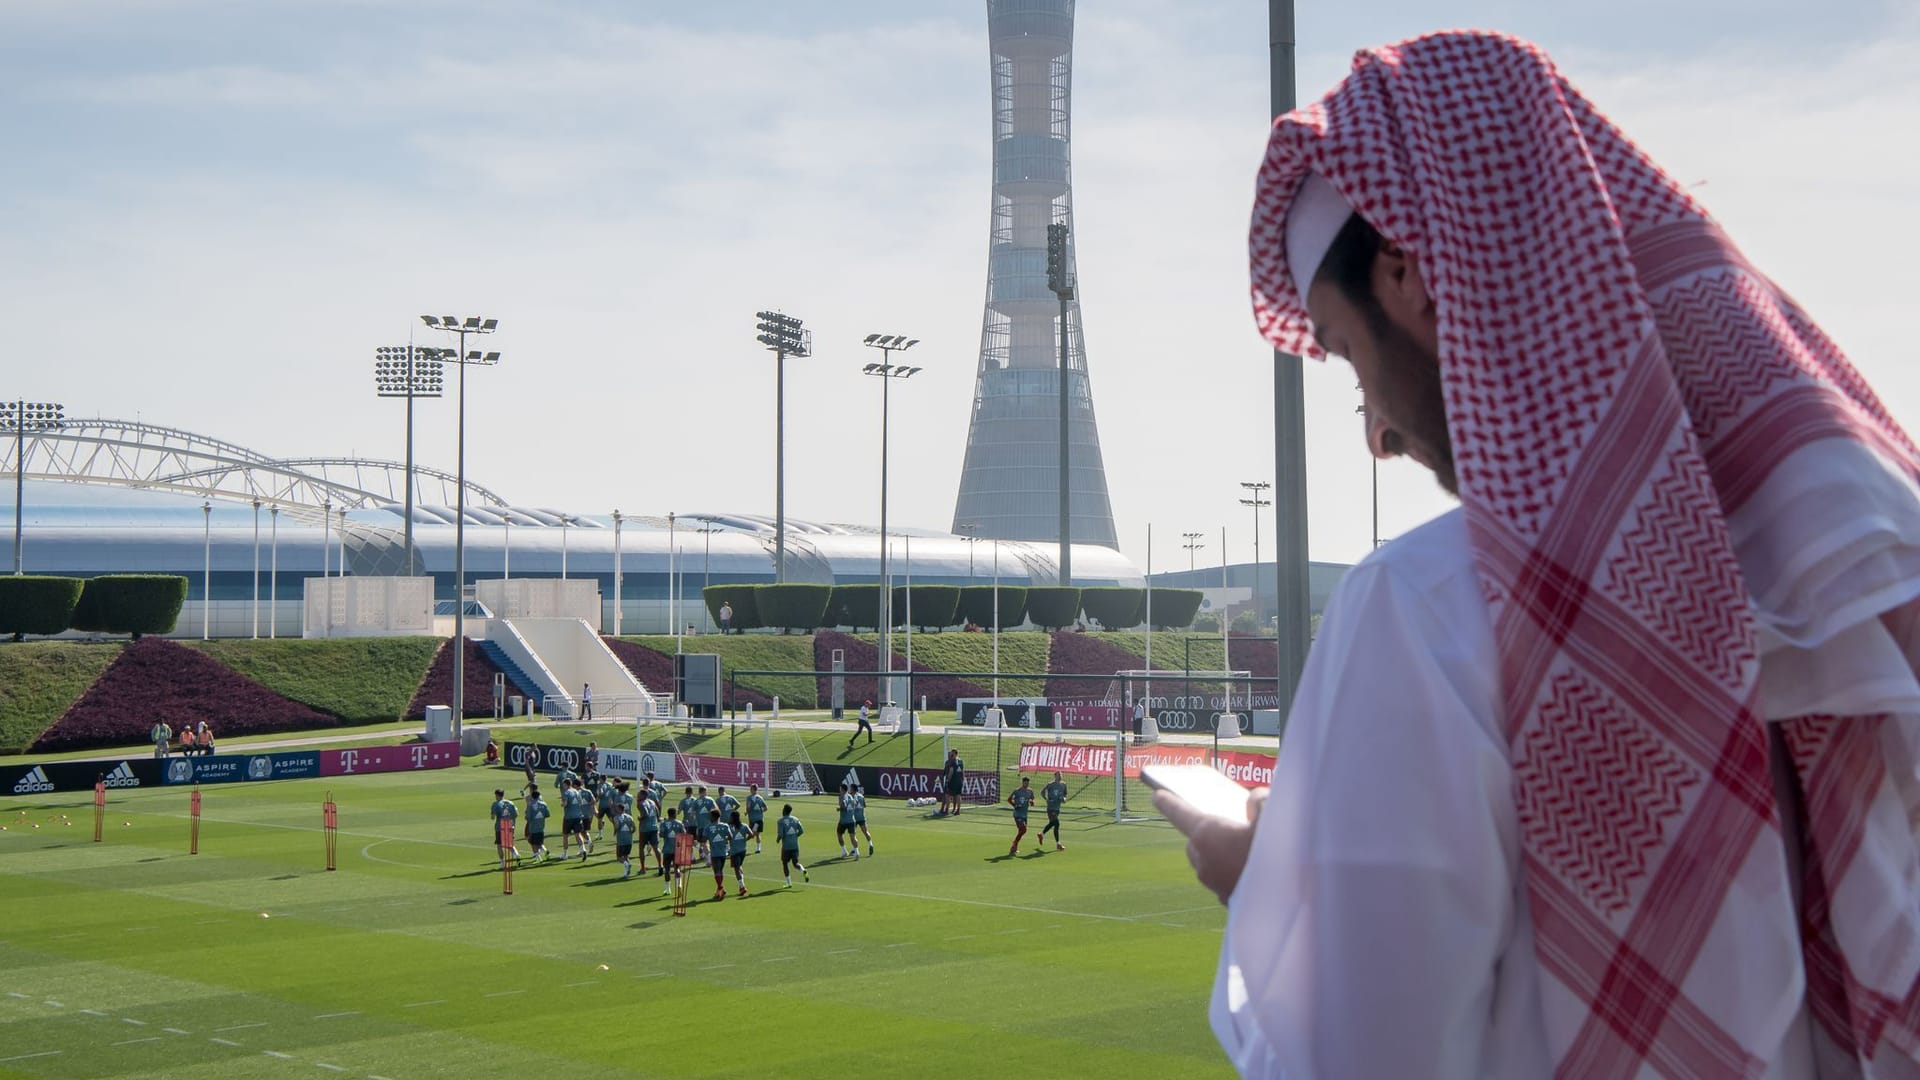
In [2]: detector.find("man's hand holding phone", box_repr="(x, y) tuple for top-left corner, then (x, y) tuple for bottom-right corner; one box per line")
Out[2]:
(1145, 765), (1268, 905)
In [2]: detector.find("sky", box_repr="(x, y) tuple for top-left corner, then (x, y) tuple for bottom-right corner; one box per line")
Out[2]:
(3, 0), (1915, 573)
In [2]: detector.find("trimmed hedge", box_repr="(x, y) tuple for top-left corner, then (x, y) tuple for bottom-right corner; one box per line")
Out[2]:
(1025, 586), (1083, 630)
(755, 583), (832, 632)
(957, 585), (1027, 629)
(1080, 587), (1144, 630)
(70, 574), (187, 639)
(828, 584), (885, 632)
(1144, 587), (1204, 629)
(0, 575), (84, 640)
(892, 585), (961, 631)
(702, 584), (761, 632)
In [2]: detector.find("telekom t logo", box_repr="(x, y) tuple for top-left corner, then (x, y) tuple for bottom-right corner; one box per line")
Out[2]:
(410, 745), (428, 769)
(338, 750), (359, 774)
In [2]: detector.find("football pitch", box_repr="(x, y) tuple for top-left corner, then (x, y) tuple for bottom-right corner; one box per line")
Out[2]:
(0, 765), (1231, 1079)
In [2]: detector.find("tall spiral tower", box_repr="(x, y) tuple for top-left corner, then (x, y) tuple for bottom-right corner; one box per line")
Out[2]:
(951, 0), (1117, 559)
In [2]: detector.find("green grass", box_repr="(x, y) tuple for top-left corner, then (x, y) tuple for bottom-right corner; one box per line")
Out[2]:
(187, 637), (442, 723)
(0, 642), (122, 753)
(1086, 632), (1229, 673)
(847, 631), (1050, 698)
(622, 634), (820, 707)
(0, 765), (1230, 1078)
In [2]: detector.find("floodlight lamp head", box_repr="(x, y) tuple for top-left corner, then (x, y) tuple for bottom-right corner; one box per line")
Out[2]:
(467, 350), (501, 364)
(903, 339), (919, 349)
(463, 317), (481, 330)
(419, 315), (440, 327)
(902, 366), (923, 377)
(864, 333), (881, 344)
(480, 318), (498, 331)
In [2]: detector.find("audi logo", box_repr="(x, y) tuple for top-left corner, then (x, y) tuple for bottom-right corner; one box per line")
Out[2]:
(544, 748), (580, 770)
(1155, 711), (1200, 732)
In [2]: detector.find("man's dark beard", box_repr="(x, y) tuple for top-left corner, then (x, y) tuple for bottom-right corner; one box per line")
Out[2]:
(1362, 302), (1456, 496)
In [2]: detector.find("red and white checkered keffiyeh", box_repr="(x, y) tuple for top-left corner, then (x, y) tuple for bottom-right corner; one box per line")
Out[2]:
(1251, 30), (1920, 1077)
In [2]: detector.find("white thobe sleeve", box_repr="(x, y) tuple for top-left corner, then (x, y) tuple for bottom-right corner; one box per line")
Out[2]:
(1210, 550), (1518, 1079)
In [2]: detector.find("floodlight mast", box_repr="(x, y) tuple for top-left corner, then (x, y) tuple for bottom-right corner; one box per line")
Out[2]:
(754, 310), (811, 583)
(1047, 222), (1074, 585)
(3, 400), (65, 576)
(1239, 481), (1272, 630)
(374, 345), (446, 578)
(861, 336), (921, 702)
(420, 314), (500, 741)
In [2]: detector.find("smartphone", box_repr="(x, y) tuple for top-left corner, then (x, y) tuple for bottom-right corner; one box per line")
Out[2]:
(1141, 764), (1252, 823)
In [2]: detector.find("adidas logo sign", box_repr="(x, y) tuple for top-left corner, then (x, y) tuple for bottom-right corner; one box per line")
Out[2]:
(12, 767), (54, 795)
(103, 763), (142, 789)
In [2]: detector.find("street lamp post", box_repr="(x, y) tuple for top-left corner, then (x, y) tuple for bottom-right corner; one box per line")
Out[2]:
(612, 510), (623, 636)
(862, 336), (922, 703)
(374, 345), (445, 577)
(1239, 481), (1272, 631)
(991, 539), (1001, 703)
(3, 400), (65, 575)
(201, 500), (213, 640)
(668, 512), (677, 649)
(755, 311), (812, 583)
(560, 514), (572, 580)
(1046, 223), (1075, 585)
(421, 315), (501, 740)
(502, 511), (512, 580)
(269, 505), (279, 639)
(956, 521), (979, 586)
(321, 499), (331, 581)
(251, 498), (262, 638)
(695, 525), (719, 633)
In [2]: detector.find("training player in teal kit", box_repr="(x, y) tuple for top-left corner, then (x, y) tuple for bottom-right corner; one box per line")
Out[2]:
(705, 810), (736, 900)
(851, 784), (874, 857)
(1007, 776), (1035, 856)
(612, 805), (638, 880)
(746, 784), (769, 854)
(836, 782), (860, 860)
(1040, 771), (1069, 851)
(489, 788), (520, 868)
(777, 804), (808, 887)
(725, 810), (751, 898)
(524, 787), (551, 862)
(637, 785), (661, 872)
(659, 807), (686, 894)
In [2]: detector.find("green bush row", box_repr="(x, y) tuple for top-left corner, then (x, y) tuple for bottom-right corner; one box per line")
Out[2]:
(0, 574), (185, 640)
(700, 582), (1204, 632)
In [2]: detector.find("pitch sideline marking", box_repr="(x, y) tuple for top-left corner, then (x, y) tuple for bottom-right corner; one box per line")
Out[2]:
(214, 1022), (267, 1032)
(209, 1037), (243, 1047)
(0, 1051), (62, 1064)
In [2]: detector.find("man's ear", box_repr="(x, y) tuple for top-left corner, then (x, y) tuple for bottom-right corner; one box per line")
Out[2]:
(1371, 240), (1440, 348)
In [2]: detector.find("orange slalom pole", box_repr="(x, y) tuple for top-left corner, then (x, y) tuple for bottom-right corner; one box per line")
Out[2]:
(500, 820), (515, 896)
(189, 789), (202, 855)
(94, 780), (105, 843)
(323, 791), (338, 872)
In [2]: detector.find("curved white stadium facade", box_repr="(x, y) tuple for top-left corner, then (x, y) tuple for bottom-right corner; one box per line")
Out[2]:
(4, 417), (1142, 638)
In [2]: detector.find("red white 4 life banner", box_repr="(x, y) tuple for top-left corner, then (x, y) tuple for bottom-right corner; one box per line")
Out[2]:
(1017, 741), (1276, 789)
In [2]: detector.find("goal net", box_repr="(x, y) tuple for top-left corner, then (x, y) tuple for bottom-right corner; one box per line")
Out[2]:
(630, 718), (823, 798)
(938, 727), (1164, 823)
